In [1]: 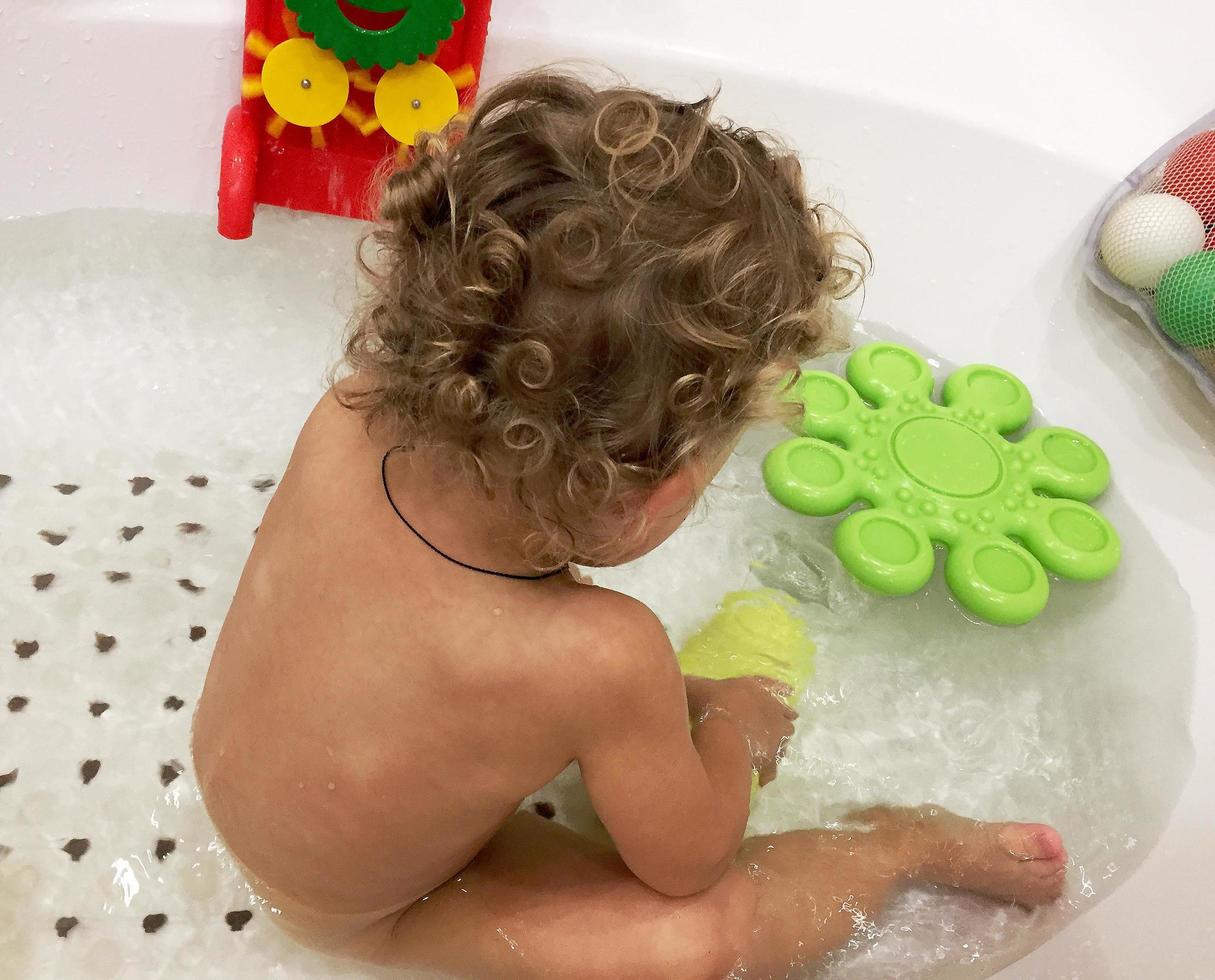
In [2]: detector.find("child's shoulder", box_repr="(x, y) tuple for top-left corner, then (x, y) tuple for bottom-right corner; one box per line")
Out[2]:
(556, 583), (679, 692)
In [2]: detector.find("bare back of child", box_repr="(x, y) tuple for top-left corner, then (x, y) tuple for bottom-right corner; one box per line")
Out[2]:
(192, 71), (1067, 980)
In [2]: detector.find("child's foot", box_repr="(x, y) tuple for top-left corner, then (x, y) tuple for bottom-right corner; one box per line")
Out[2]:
(848, 805), (1068, 907)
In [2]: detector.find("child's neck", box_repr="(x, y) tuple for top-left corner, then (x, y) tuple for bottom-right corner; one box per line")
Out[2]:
(379, 440), (559, 578)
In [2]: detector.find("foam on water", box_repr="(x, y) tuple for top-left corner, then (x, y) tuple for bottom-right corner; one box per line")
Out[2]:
(0, 209), (1196, 979)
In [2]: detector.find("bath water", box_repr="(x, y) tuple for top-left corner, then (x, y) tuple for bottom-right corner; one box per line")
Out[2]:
(0, 210), (1195, 979)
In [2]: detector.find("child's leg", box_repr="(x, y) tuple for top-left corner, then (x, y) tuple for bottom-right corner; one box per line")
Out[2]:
(738, 805), (1067, 978)
(328, 806), (1066, 980)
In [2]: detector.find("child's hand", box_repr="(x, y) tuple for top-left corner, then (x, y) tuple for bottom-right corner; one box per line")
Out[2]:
(685, 676), (798, 786)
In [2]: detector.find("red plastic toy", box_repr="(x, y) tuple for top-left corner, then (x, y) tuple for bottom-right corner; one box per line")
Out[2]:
(218, 0), (492, 239)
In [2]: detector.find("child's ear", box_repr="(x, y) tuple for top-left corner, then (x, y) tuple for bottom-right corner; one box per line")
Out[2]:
(642, 468), (699, 523)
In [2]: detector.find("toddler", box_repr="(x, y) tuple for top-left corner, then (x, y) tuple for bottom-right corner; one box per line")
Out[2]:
(193, 70), (1066, 979)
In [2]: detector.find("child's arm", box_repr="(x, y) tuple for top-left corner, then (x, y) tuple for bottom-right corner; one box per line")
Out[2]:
(572, 593), (793, 898)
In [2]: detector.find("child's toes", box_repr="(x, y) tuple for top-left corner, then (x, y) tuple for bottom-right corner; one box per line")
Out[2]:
(998, 823), (1067, 863)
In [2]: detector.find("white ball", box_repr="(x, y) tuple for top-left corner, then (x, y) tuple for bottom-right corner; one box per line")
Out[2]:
(1099, 193), (1206, 289)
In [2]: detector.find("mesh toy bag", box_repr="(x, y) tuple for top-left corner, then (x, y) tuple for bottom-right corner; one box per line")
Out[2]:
(1087, 110), (1215, 406)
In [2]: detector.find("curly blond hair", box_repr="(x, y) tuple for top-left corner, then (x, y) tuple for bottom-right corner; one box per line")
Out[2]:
(339, 69), (866, 565)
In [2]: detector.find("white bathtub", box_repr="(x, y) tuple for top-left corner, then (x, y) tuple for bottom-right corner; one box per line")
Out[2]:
(2, 1), (1213, 977)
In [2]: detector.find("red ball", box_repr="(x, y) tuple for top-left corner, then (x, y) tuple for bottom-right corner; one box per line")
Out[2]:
(1164, 130), (1215, 224)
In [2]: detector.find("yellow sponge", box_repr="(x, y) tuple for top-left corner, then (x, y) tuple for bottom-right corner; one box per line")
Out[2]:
(677, 589), (816, 706)
(678, 590), (815, 800)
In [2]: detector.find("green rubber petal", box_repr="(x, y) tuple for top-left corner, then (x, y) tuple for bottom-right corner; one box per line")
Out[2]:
(1020, 498), (1121, 581)
(286, 0), (465, 69)
(763, 438), (860, 516)
(834, 508), (935, 596)
(791, 370), (863, 441)
(945, 537), (1049, 626)
(766, 342), (1120, 625)
(846, 342), (934, 407)
(1018, 426), (1111, 501)
(941, 364), (1032, 434)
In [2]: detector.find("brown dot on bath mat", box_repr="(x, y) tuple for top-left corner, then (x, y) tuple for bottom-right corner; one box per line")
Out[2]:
(119, 525), (144, 542)
(0, 770), (17, 789)
(163, 696), (184, 712)
(186, 475), (208, 488)
(94, 633), (116, 654)
(532, 801), (556, 820)
(80, 760), (101, 784)
(177, 522), (204, 535)
(251, 477), (277, 492)
(129, 477), (154, 496)
(39, 530), (68, 546)
(225, 909), (254, 932)
(142, 913), (168, 934)
(188, 626), (207, 642)
(88, 701), (109, 717)
(14, 640), (39, 659)
(54, 483), (79, 495)
(0, 844), (11, 861)
(176, 579), (204, 594)
(62, 838), (90, 862)
(0, 474), (10, 489)
(32, 573), (55, 592)
(160, 760), (184, 787)
(55, 916), (79, 939)
(104, 571), (132, 584)
(8, 696), (29, 712)
(154, 838), (176, 861)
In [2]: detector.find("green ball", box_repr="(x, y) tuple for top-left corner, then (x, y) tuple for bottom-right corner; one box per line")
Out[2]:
(1156, 250), (1215, 349)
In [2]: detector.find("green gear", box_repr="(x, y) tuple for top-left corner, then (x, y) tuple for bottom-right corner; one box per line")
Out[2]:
(286, 0), (465, 70)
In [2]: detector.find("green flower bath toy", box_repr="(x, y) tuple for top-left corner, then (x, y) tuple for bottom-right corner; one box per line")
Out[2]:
(763, 343), (1120, 625)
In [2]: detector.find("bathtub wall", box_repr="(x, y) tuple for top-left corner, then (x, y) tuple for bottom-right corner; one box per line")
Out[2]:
(3, 3), (1215, 979)
(3, 1), (1215, 221)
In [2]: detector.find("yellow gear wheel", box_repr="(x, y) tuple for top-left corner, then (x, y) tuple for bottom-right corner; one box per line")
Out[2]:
(374, 62), (460, 147)
(261, 38), (350, 127)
